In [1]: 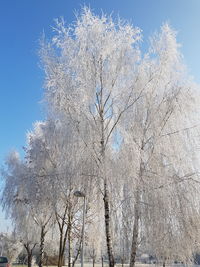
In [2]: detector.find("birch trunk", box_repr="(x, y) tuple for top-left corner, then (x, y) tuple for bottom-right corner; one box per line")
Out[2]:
(129, 191), (140, 267)
(39, 226), (45, 267)
(68, 205), (72, 267)
(100, 104), (115, 267)
(103, 181), (115, 267)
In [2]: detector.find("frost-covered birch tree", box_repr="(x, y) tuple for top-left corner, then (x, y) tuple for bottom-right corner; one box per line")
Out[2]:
(26, 119), (87, 267)
(118, 24), (200, 266)
(40, 8), (144, 267)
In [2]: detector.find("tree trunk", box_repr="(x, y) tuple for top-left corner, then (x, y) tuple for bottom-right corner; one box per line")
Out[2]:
(58, 229), (68, 267)
(101, 255), (104, 267)
(27, 252), (32, 267)
(121, 256), (124, 267)
(103, 181), (115, 267)
(24, 243), (37, 267)
(100, 104), (115, 267)
(163, 258), (166, 267)
(121, 242), (125, 267)
(72, 237), (82, 267)
(92, 248), (95, 267)
(56, 205), (69, 267)
(45, 255), (49, 267)
(68, 209), (72, 267)
(58, 231), (63, 267)
(129, 192), (140, 267)
(39, 225), (45, 267)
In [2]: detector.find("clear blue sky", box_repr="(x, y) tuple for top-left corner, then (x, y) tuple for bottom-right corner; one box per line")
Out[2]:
(1, 0), (200, 231)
